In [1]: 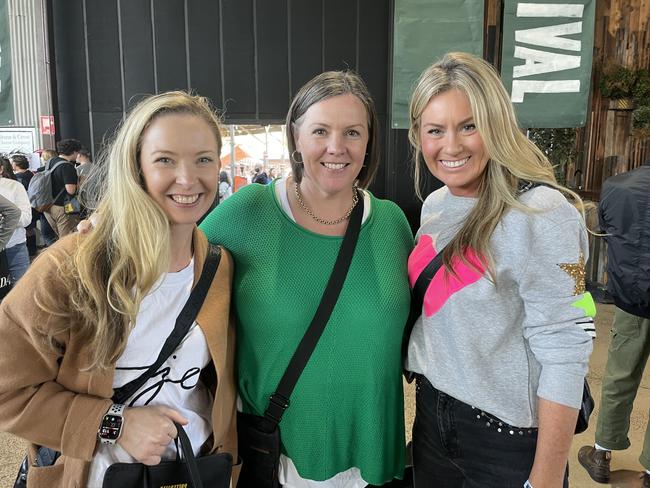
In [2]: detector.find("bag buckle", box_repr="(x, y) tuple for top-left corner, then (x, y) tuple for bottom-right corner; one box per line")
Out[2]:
(264, 393), (290, 424)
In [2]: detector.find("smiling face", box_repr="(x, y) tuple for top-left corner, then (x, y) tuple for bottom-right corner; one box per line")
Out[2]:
(419, 88), (490, 197)
(139, 113), (220, 233)
(293, 94), (369, 198)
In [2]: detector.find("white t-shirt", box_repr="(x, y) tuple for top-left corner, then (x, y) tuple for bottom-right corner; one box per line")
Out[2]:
(87, 260), (213, 488)
(0, 178), (31, 248)
(219, 181), (232, 203)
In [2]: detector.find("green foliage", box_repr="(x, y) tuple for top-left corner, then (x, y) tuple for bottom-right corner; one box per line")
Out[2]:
(633, 105), (650, 129)
(599, 64), (637, 99)
(600, 63), (650, 138)
(633, 69), (650, 107)
(528, 128), (577, 185)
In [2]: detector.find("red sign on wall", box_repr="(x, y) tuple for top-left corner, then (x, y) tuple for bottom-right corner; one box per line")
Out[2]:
(40, 115), (55, 135)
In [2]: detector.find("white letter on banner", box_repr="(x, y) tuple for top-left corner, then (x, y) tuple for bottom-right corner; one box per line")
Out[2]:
(515, 22), (582, 51)
(513, 46), (581, 78)
(511, 80), (580, 103)
(516, 3), (584, 17)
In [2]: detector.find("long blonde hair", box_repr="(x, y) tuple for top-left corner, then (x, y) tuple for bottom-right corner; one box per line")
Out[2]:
(408, 52), (583, 277)
(40, 91), (222, 370)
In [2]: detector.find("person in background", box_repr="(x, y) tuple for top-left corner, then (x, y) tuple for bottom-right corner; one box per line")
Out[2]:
(44, 139), (82, 237)
(40, 149), (57, 168)
(9, 154), (39, 256)
(35, 149), (60, 247)
(0, 158), (32, 282)
(10, 154), (34, 189)
(0, 195), (21, 251)
(251, 163), (270, 185)
(405, 52), (594, 488)
(0, 195), (21, 300)
(0, 91), (239, 488)
(578, 160), (650, 486)
(200, 70), (412, 487)
(74, 148), (94, 219)
(76, 147), (93, 184)
(218, 171), (232, 204)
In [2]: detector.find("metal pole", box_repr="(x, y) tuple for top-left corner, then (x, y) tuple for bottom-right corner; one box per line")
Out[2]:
(264, 124), (269, 169)
(229, 124), (236, 186)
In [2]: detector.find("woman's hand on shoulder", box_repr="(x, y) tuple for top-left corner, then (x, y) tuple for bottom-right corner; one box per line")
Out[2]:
(116, 405), (188, 465)
(76, 213), (99, 234)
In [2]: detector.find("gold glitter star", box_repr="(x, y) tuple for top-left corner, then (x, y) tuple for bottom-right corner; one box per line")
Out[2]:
(558, 252), (586, 296)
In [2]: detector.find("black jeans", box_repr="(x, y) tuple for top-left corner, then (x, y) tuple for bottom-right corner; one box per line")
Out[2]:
(412, 375), (568, 488)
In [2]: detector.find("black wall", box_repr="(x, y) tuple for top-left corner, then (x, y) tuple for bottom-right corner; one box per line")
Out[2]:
(50, 0), (439, 229)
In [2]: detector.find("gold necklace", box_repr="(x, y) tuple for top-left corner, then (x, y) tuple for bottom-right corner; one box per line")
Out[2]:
(294, 182), (359, 225)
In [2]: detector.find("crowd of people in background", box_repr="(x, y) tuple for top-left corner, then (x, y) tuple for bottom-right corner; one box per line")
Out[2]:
(0, 138), (91, 288)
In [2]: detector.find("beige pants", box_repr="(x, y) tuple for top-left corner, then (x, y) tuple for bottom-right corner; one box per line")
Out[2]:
(45, 205), (80, 237)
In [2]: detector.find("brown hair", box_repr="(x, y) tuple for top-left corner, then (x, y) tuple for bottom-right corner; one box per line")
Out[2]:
(285, 71), (380, 189)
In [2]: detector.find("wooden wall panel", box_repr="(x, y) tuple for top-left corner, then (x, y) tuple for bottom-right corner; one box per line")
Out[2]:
(578, 0), (650, 198)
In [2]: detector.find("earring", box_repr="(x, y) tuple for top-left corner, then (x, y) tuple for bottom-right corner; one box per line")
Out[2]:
(291, 150), (303, 163)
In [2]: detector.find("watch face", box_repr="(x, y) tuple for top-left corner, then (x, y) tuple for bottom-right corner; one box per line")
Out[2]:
(99, 414), (123, 440)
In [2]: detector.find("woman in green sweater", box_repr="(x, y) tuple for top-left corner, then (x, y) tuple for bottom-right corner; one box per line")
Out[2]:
(200, 71), (413, 487)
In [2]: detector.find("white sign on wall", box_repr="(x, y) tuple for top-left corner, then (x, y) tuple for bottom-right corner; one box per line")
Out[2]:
(0, 127), (37, 155)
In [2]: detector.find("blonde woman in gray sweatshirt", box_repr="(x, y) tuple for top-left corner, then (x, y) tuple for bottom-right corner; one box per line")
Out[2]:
(405, 52), (594, 488)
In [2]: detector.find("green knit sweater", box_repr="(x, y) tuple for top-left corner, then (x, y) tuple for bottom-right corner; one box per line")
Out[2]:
(200, 182), (413, 484)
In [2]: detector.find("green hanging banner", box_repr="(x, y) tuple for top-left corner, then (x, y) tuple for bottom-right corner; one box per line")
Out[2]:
(391, 0), (484, 129)
(0, 0), (14, 125)
(500, 0), (596, 128)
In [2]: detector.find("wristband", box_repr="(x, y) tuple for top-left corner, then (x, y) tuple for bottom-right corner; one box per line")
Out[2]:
(98, 403), (126, 445)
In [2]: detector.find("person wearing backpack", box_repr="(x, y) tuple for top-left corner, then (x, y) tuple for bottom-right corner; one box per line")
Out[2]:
(44, 139), (82, 237)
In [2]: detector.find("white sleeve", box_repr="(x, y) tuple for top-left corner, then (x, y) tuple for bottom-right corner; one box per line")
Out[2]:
(14, 184), (32, 228)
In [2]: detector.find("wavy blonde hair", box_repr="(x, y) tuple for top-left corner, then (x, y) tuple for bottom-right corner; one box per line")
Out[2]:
(40, 91), (222, 370)
(408, 52), (584, 278)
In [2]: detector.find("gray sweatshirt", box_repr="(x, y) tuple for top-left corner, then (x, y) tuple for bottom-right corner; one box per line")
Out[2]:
(406, 185), (594, 428)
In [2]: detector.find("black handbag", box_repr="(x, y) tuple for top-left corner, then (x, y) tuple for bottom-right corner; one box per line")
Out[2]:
(14, 245), (225, 487)
(236, 192), (364, 488)
(63, 195), (81, 215)
(102, 423), (231, 488)
(575, 378), (595, 434)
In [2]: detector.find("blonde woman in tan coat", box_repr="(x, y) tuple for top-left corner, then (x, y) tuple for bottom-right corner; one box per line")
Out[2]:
(0, 92), (239, 487)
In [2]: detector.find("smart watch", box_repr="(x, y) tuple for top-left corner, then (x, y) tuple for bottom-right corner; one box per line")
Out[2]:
(98, 403), (125, 445)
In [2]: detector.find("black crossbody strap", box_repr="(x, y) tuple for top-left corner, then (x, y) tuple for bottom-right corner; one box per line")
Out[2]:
(405, 179), (541, 351)
(402, 245), (447, 359)
(412, 248), (445, 309)
(112, 245), (222, 404)
(263, 190), (364, 426)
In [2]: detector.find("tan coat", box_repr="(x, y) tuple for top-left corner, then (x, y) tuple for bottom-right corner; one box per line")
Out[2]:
(0, 228), (239, 487)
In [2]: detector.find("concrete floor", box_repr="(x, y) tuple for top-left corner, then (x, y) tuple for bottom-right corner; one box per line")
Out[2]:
(1, 303), (648, 487)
